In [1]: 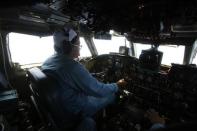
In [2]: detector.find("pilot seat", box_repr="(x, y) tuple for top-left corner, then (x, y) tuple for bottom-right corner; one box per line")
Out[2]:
(27, 67), (80, 131)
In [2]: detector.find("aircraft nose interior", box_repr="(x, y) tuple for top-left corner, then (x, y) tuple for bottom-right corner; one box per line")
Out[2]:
(0, 1), (197, 131)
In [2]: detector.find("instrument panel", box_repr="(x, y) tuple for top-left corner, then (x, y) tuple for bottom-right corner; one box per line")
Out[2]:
(85, 54), (197, 131)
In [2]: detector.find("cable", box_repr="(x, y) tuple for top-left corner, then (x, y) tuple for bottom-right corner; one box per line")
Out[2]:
(0, 32), (14, 89)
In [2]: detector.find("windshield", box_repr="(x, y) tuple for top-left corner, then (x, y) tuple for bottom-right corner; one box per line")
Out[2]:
(9, 32), (186, 67)
(94, 38), (185, 66)
(93, 36), (130, 55)
(158, 45), (185, 65)
(134, 43), (185, 65)
(191, 40), (197, 65)
(8, 32), (91, 67)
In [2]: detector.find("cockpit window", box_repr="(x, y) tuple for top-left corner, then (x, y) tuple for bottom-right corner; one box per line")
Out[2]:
(79, 37), (92, 57)
(191, 40), (197, 65)
(8, 33), (54, 66)
(8, 33), (91, 67)
(135, 43), (185, 65)
(135, 43), (151, 58)
(158, 45), (185, 65)
(192, 55), (197, 65)
(93, 36), (130, 55)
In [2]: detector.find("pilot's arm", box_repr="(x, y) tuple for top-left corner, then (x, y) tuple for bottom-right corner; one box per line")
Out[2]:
(70, 63), (125, 97)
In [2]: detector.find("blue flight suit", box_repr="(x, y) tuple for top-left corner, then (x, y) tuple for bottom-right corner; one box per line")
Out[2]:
(42, 53), (118, 131)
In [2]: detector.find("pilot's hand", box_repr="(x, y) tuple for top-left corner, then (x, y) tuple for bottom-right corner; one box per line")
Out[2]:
(144, 109), (166, 125)
(116, 79), (127, 88)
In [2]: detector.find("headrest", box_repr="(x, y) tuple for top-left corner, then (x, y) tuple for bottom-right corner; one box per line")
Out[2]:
(27, 67), (47, 84)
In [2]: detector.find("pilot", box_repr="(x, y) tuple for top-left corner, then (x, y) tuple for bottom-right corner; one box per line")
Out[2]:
(41, 26), (127, 131)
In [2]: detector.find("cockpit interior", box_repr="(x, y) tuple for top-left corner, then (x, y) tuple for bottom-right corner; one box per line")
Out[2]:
(0, 0), (197, 131)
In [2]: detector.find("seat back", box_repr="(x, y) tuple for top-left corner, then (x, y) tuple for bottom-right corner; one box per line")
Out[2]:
(27, 67), (67, 130)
